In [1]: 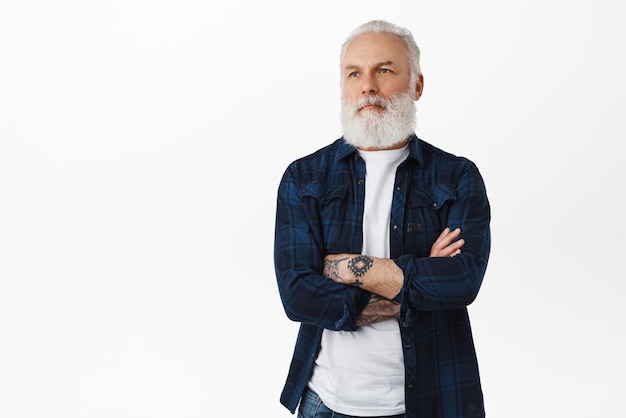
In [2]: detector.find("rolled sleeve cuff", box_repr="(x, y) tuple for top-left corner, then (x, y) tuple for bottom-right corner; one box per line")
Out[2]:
(335, 286), (372, 330)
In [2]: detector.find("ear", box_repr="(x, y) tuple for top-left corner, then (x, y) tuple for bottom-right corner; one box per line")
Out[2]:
(414, 74), (424, 100)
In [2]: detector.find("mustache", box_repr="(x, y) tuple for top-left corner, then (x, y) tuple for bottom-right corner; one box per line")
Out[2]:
(354, 95), (391, 110)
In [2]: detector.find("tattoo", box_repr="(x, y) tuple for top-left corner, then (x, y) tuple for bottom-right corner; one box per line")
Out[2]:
(323, 257), (348, 282)
(357, 295), (400, 326)
(347, 255), (373, 278)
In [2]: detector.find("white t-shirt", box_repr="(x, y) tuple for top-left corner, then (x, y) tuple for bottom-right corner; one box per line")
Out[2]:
(308, 144), (409, 416)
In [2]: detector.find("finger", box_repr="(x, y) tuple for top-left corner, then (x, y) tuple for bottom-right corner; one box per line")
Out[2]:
(430, 228), (463, 257)
(436, 227), (451, 240)
(434, 237), (465, 257)
(450, 248), (461, 257)
(444, 243), (463, 256)
(433, 228), (452, 247)
(434, 227), (461, 248)
(431, 229), (450, 250)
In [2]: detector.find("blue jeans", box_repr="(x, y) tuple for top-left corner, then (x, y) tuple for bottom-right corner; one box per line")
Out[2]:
(298, 387), (405, 418)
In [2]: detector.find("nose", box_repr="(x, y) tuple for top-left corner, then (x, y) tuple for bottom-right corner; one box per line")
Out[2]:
(361, 73), (378, 95)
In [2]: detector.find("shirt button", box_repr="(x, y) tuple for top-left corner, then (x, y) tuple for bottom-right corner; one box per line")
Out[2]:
(357, 215), (363, 222)
(358, 179), (364, 185)
(433, 202), (438, 207)
(392, 225), (398, 230)
(407, 384), (414, 390)
(396, 186), (402, 191)
(405, 344), (412, 349)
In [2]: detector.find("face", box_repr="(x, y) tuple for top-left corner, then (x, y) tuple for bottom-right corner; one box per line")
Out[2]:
(341, 32), (423, 107)
(340, 32), (424, 150)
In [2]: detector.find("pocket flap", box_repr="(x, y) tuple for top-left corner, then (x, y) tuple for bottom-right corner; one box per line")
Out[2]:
(301, 182), (347, 203)
(410, 184), (457, 209)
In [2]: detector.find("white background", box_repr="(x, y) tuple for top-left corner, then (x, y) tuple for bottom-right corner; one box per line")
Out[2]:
(1, 0), (625, 417)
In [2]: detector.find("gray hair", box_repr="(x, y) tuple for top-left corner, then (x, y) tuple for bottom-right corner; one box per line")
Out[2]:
(340, 20), (422, 88)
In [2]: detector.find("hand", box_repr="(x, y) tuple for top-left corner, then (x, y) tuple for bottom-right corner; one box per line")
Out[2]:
(430, 227), (465, 257)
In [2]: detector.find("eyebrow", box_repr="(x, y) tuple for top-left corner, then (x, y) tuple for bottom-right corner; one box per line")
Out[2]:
(344, 61), (395, 72)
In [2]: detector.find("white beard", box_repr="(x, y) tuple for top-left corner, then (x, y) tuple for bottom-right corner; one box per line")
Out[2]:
(341, 90), (416, 149)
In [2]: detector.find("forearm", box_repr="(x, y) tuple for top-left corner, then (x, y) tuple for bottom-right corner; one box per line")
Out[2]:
(394, 249), (488, 310)
(357, 294), (400, 326)
(392, 165), (490, 310)
(323, 254), (404, 300)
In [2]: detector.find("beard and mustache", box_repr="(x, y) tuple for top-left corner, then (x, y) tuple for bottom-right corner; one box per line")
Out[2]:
(341, 89), (416, 150)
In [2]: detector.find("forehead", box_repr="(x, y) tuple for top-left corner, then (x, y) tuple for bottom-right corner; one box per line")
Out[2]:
(342, 32), (409, 68)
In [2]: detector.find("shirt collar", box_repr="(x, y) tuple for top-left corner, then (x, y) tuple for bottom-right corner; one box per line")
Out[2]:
(336, 134), (423, 166)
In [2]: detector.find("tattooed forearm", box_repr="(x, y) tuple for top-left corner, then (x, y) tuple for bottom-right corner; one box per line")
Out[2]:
(347, 255), (373, 277)
(324, 253), (403, 301)
(357, 294), (400, 326)
(323, 257), (349, 282)
(324, 255), (373, 287)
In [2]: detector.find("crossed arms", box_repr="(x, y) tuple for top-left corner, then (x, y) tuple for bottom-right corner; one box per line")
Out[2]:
(324, 227), (465, 326)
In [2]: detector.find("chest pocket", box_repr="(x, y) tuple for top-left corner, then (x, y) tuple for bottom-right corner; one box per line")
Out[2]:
(301, 182), (348, 249)
(410, 184), (457, 211)
(408, 184), (457, 254)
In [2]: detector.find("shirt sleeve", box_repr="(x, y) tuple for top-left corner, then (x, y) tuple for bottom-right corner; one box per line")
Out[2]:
(274, 164), (370, 331)
(393, 162), (491, 311)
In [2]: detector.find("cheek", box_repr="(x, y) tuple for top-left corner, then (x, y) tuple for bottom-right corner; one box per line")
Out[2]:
(342, 85), (359, 102)
(383, 85), (407, 98)
(382, 78), (412, 97)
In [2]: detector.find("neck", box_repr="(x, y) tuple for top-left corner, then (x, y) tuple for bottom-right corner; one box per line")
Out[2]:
(358, 138), (409, 151)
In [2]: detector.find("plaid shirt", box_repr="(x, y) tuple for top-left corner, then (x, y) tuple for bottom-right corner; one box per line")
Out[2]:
(274, 135), (491, 418)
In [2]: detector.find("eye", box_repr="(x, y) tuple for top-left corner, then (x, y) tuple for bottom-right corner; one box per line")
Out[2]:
(348, 71), (359, 78)
(380, 68), (391, 74)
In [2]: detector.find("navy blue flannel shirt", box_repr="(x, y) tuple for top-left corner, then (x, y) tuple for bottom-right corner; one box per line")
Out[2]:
(274, 135), (491, 418)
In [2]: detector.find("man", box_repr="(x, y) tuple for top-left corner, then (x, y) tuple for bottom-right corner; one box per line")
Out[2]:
(274, 19), (491, 418)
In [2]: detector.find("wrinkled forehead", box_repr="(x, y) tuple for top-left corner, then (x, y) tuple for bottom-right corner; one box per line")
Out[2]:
(341, 32), (409, 68)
